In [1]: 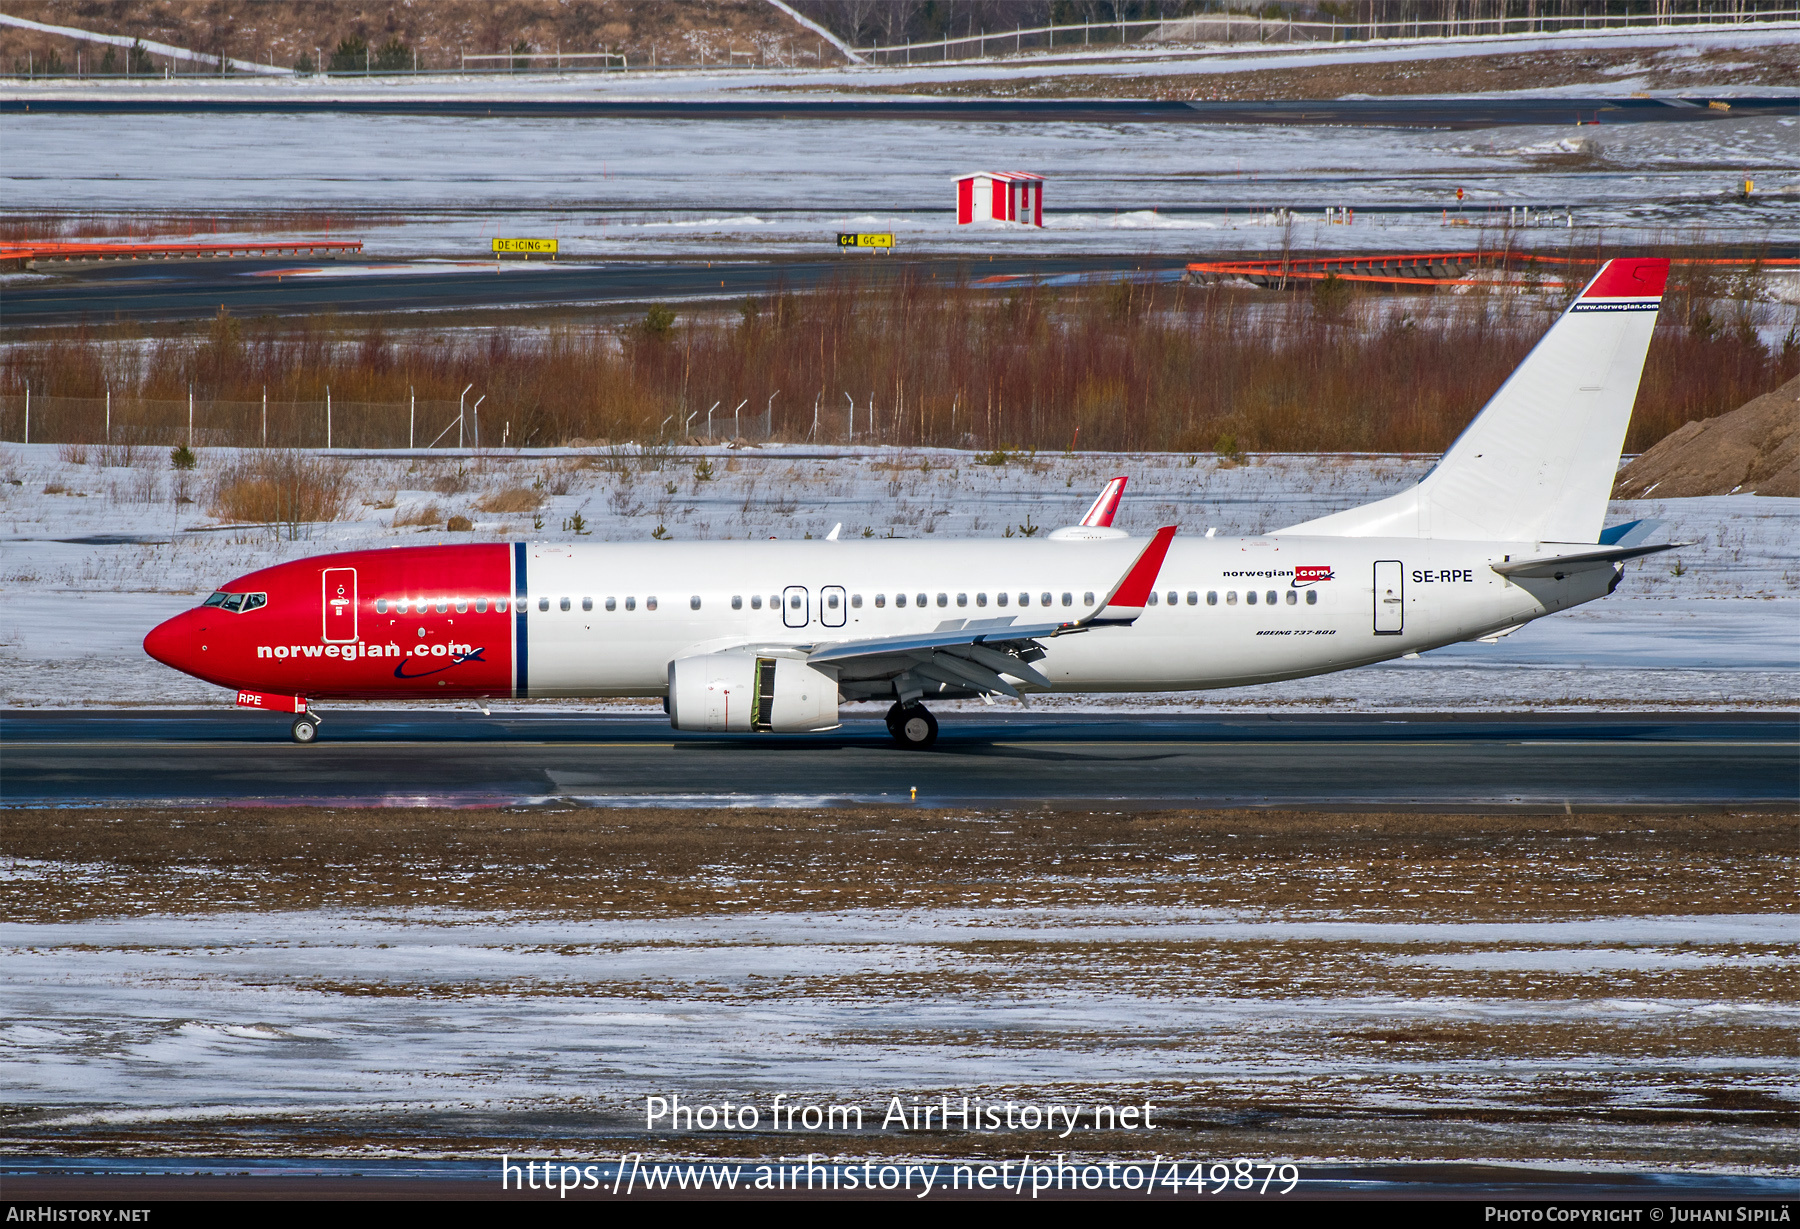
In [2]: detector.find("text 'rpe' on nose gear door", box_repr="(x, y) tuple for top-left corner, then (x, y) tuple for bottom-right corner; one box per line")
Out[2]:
(1373, 560), (1403, 635)
(323, 567), (357, 642)
(783, 586), (809, 629)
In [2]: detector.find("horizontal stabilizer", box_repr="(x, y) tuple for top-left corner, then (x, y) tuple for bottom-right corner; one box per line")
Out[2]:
(1491, 540), (1685, 580)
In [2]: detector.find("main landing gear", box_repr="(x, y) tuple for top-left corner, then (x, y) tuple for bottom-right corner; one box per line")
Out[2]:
(290, 713), (321, 744)
(885, 702), (938, 749)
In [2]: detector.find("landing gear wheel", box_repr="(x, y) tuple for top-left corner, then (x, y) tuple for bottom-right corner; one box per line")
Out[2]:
(290, 714), (321, 745)
(887, 703), (938, 749)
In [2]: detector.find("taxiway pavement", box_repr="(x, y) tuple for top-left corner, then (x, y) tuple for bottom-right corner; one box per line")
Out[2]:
(3, 709), (1791, 809)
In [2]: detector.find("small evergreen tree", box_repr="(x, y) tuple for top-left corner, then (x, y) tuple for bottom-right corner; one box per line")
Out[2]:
(127, 40), (154, 73)
(373, 37), (410, 71)
(293, 51), (316, 74)
(98, 46), (118, 73)
(328, 36), (367, 74)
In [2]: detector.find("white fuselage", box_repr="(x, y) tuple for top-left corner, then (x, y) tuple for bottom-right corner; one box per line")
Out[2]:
(517, 535), (1607, 699)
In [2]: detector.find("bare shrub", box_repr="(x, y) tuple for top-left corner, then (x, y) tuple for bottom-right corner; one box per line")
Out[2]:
(211, 451), (351, 538)
(96, 442), (140, 468)
(56, 442), (88, 465)
(446, 514), (474, 531)
(475, 487), (542, 513)
(393, 500), (442, 527)
(432, 468), (471, 495)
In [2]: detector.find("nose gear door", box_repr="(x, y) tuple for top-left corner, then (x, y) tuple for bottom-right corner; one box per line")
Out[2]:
(323, 568), (358, 642)
(782, 585), (809, 629)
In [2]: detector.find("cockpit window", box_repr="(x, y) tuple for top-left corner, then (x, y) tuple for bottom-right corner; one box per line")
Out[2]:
(202, 591), (266, 613)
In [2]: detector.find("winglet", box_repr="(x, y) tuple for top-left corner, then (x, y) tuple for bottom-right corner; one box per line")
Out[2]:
(1085, 525), (1177, 624)
(1080, 476), (1128, 527)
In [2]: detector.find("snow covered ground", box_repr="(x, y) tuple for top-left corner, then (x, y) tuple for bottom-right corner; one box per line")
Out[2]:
(1, 906), (1793, 1162)
(4, 107), (1792, 259)
(1, 444), (1793, 712)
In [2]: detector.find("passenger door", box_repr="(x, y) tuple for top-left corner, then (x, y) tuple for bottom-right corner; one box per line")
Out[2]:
(1373, 560), (1403, 635)
(322, 567), (358, 643)
(820, 585), (846, 628)
(782, 585), (809, 629)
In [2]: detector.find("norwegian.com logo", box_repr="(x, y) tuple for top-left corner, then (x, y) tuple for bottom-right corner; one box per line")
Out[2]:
(1293, 566), (1335, 587)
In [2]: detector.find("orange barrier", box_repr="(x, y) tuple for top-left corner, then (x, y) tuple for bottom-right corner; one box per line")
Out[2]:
(1, 239), (364, 264)
(1186, 251), (1797, 289)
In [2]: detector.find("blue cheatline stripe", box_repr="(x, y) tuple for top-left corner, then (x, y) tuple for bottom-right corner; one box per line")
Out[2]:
(512, 541), (529, 699)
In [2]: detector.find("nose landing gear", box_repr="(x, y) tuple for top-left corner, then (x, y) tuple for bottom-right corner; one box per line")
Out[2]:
(885, 701), (938, 749)
(290, 713), (322, 744)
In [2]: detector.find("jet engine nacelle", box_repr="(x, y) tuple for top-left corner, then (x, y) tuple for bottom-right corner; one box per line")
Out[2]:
(667, 651), (840, 733)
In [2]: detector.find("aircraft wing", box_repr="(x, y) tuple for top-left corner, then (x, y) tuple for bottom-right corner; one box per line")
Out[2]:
(802, 526), (1177, 697)
(1490, 540), (1686, 580)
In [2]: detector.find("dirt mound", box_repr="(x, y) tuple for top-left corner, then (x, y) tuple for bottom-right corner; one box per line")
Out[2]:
(1614, 373), (1800, 499)
(0, 0), (833, 72)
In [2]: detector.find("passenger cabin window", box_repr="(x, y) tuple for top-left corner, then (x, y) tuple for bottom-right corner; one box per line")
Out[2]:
(1246, 591), (1257, 606)
(896, 594), (907, 608)
(1306, 590), (1318, 605)
(732, 596), (743, 610)
(918, 593), (929, 607)
(851, 594), (863, 609)
(955, 593), (966, 607)
(875, 594), (886, 608)
(1062, 593), (1073, 607)
(455, 600), (468, 614)
(582, 597), (593, 612)
(375, 599), (389, 614)
(750, 595), (762, 610)
(1147, 592), (1158, 606)
(1083, 592), (1095, 606)
(975, 593), (986, 607)
(1226, 591), (1238, 605)
(1285, 590), (1297, 605)
(1267, 590), (1279, 605)
(1167, 591), (1178, 606)
(476, 598), (488, 613)
(1187, 592), (1198, 606)
(1207, 591), (1218, 606)
(690, 596), (702, 610)
(538, 597), (550, 612)
(647, 597), (658, 611)
(996, 593), (1008, 607)
(560, 597), (571, 612)
(606, 597), (617, 612)
(1041, 593), (1052, 606)
(625, 597), (636, 611)
(496, 598), (508, 614)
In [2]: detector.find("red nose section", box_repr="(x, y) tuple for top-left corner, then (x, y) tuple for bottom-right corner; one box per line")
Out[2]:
(144, 609), (204, 677)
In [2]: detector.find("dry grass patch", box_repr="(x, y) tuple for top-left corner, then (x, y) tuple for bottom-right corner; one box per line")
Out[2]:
(392, 500), (442, 527)
(210, 450), (350, 529)
(475, 486), (542, 513)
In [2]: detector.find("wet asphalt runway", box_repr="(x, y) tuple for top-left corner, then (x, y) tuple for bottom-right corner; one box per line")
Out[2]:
(0, 254), (1155, 326)
(3, 709), (1792, 809)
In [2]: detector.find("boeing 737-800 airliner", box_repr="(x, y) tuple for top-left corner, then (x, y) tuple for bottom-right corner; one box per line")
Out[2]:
(144, 258), (1680, 747)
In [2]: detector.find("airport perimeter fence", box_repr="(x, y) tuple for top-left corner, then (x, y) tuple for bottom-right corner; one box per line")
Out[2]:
(7, 5), (1796, 79)
(853, 5), (1800, 64)
(0, 394), (784, 451)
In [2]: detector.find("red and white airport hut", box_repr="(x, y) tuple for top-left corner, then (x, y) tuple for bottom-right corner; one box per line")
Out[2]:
(955, 171), (1044, 227)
